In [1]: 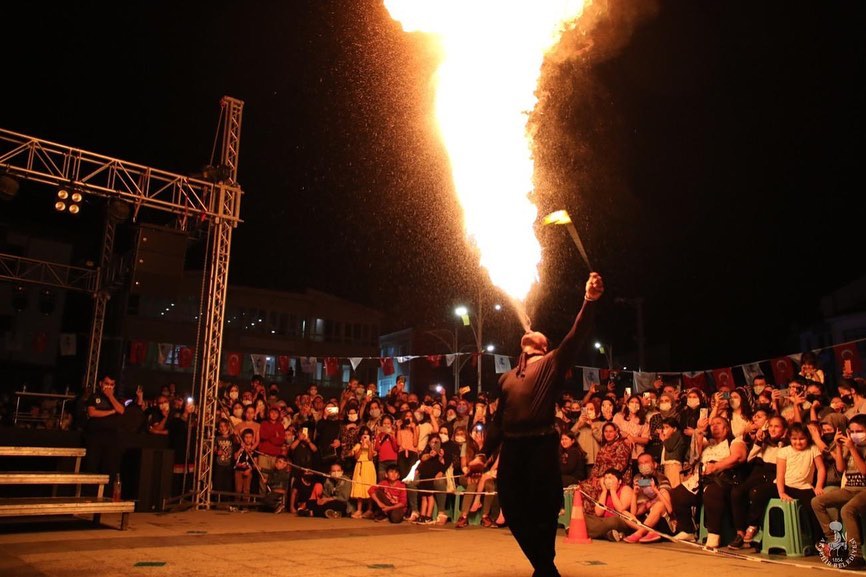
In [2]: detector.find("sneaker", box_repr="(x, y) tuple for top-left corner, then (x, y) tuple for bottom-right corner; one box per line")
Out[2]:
(273, 503), (285, 515)
(704, 533), (720, 549)
(407, 511), (419, 522)
(623, 532), (644, 544)
(727, 534), (745, 549)
(436, 513), (449, 525)
(606, 529), (623, 542)
(743, 526), (758, 543)
(455, 515), (469, 529)
(673, 532), (696, 542)
(297, 509), (313, 517)
(639, 532), (662, 543)
(324, 509), (342, 519)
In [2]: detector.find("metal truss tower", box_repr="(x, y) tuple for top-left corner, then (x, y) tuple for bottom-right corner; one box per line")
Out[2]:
(0, 96), (244, 510)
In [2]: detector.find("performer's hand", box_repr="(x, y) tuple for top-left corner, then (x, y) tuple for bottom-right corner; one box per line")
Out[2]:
(585, 272), (604, 301)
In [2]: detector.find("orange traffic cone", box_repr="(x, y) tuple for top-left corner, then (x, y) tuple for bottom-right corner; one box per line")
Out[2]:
(564, 491), (592, 544)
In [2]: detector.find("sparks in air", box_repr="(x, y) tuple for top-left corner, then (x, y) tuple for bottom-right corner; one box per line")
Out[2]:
(385, 1), (587, 314)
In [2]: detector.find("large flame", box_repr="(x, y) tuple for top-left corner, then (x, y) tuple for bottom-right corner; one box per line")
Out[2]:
(385, 1), (587, 309)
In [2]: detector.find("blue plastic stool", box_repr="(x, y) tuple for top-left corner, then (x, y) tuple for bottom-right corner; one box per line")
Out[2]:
(760, 498), (813, 557)
(453, 488), (483, 525)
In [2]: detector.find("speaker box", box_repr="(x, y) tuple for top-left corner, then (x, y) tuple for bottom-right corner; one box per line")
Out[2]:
(130, 226), (187, 296)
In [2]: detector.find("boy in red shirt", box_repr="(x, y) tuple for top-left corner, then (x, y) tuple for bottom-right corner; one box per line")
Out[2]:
(369, 463), (407, 523)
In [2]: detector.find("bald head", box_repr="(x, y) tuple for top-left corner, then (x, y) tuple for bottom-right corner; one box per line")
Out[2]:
(521, 331), (549, 356)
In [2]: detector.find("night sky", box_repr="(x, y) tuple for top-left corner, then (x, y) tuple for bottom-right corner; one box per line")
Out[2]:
(2, 1), (864, 372)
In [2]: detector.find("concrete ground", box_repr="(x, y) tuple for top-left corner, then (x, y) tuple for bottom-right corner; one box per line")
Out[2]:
(0, 510), (850, 577)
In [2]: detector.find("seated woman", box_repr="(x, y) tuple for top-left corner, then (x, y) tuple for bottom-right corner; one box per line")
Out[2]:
(583, 468), (634, 541)
(728, 415), (788, 549)
(669, 416), (747, 548)
(614, 395), (651, 467)
(623, 452), (673, 543)
(658, 417), (687, 488)
(560, 431), (587, 487)
(571, 398), (603, 480)
(578, 422), (633, 514)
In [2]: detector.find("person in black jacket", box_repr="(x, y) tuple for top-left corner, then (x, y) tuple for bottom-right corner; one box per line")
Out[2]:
(469, 272), (604, 577)
(559, 431), (586, 487)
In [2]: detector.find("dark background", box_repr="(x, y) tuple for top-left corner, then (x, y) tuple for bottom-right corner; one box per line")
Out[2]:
(1, 0), (864, 371)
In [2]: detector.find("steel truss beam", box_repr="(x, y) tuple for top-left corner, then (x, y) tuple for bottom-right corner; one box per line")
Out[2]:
(0, 128), (241, 225)
(0, 253), (97, 293)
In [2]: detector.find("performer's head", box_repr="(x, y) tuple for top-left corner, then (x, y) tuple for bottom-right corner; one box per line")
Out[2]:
(520, 331), (548, 357)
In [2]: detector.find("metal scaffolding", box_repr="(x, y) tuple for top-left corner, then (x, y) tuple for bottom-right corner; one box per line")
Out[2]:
(0, 96), (244, 510)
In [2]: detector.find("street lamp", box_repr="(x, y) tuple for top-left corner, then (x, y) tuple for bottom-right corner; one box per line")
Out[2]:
(486, 344), (495, 352)
(594, 341), (614, 369)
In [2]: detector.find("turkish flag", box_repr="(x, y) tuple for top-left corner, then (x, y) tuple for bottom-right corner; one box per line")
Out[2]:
(129, 340), (148, 365)
(178, 346), (193, 368)
(277, 355), (290, 374)
(380, 357), (395, 376)
(711, 368), (735, 390)
(835, 343), (863, 376)
(682, 371), (708, 392)
(427, 355), (442, 367)
(226, 352), (241, 377)
(771, 356), (794, 386)
(324, 357), (340, 377)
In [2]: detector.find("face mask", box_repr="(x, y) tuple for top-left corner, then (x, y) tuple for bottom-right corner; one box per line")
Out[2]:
(369, 409), (381, 419)
(286, 436), (295, 444)
(831, 403), (845, 412)
(456, 406), (468, 415)
(331, 471), (343, 478)
(584, 409), (596, 420)
(628, 403), (640, 414)
(851, 432), (866, 446)
(729, 398), (741, 410)
(439, 433), (449, 442)
(638, 464), (653, 476)
(446, 413), (456, 422)
(233, 409), (243, 418)
(801, 401), (812, 411)
(414, 411), (424, 422)
(842, 395), (854, 405)
(242, 399), (252, 406)
(821, 433), (836, 445)
(687, 398), (700, 410)
(409, 402), (419, 410)
(454, 436), (466, 444)
(229, 391), (239, 400)
(432, 408), (442, 417)
(753, 386), (765, 395)
(347, 414), (358, 422)
(658, 402), (672, 412)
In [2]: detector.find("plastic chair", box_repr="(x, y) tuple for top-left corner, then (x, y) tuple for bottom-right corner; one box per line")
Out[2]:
(760, 498), (813, 557)
(453, 487), (483, 525)
(699, 505), (735, 545)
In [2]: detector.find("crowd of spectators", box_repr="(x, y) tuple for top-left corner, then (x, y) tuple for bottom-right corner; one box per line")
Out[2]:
(5, 349), (865, 564)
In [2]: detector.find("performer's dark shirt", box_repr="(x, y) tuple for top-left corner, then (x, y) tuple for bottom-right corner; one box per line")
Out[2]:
(483, 298), (596, 454)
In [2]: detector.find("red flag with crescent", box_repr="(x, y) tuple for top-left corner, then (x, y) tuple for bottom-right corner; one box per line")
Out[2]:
(711, 368), (735, 390)
(178, 346), (193, 368)
(277, 355), (290, 374)
(771, 356), (794, 386)
(835, 343), (863, 376)
(226, 352), (241, 377)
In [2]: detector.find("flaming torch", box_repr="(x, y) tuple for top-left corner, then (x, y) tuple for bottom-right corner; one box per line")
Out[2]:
(385, 1), (588, 331)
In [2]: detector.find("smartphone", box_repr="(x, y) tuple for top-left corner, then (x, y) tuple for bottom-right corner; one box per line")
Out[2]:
(638, 478), (652, 487)
(366, 390), (373, 398)
(301, 427), (308, 437)
(643, 392), (651, 399)
(187, 396), (194, 404)
(779, 389), (790, 398)
(624, 387), (632, 397)
(699, 408), (708, 421)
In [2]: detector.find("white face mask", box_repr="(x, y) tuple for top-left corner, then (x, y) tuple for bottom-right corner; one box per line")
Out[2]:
(347, 414), (358, 422)
(454, 436), (466, 444)
(850, 431), (866, 446)
(414, 411), (424, 422)
(687, 398), (701, 410)
(658, 402), (672, 412)
(584, 409), (596, 420)
(439, 433), (449, 442)
(638, 464), (653, 476)
(229, 391), (239, 400)
(753, 385), (765, 395)
(331, 471), (343, 478)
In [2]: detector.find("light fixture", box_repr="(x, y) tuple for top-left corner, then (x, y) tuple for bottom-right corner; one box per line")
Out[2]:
(594, 342), (602, 349)
(486, 344), (495, 352)
(68, 204), (80, 214)
(494, 304), (502, 311)
(454, 306), (468, 317)
(55, 185), (82, 214)
(54, 201), (67, 212)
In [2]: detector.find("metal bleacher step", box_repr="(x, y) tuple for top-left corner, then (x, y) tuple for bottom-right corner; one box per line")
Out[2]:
(0, 472), (109, 485)
(0, 497), (135, 529)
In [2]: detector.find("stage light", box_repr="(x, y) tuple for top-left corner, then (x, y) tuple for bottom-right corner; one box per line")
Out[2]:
(71, 192), (83, 203)
(68, 204), (80, 215)
(56, 185), (82, 214)
(57, 189), (69, 200)
(55, 201), (67, 212)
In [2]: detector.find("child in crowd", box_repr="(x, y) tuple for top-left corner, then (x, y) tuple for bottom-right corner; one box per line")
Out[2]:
(658, 417), (687, 487)
(233, 429), (256, 500)
(351, 426), (377, 518)
(309, 462), (352, 518)
(776, 423), (825, 537)
(369, 464), (407, 523)
(212, 419), (235, 493)
(624, 453), (671, 543)
(262, 455), (291, 513)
